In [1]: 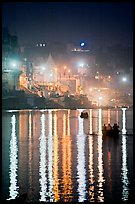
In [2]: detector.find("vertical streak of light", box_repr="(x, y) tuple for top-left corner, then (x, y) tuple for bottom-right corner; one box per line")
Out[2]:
(67, 110), (70, 136)
(28, 112), (32, 191)
(39, 114), (47, 202)
(62, 112), (72, 201)
(121, 135), (129, 201)
(121, 108), (129, 201)
(7, 114), (19, 200)
(116, 110), (119, 124)
(107, 109), (111, 124)
(98, 109), (102, 134)
(89, 135), (95, 202)
(48, 111), (54, 201)
(62, 113), (67, 201)
(107, 151), (112, 198)
(89, 109), (93, 134)
(122, 108), (127, 134)
(97, 109), (105, 202)
(67, 110), (72, 201)
(53, 113), (60, 202)
(77, 111), (86, 202)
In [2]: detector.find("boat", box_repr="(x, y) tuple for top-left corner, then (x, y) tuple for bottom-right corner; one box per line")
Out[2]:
(80, 112), (88, 118)
(102, 129), (120, 136)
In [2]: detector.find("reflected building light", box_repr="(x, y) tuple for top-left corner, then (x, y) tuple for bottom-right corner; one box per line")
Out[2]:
(98, 109), (102, 134)
(77, 111), (86, 202)
(39, 114), (47, 202)
(107, 151), (112, 198)
(97, 132), (105, 202)
(61, 112), (72, 202)
(67, 110), (70, 136)
(89, 109), (93, 134)
(28, 112), (32, 190)
(63, 114), (66, 136)
(122, 108), (127, 134)
(116, 110), (119, 124)
(107, 109), (111, 124)
(48, 111), (54, 201)
(53, 113), (60, 202)
(121, 135), (129, 201)
(7, 115), (19, 200)
(89, 135), (95, 202)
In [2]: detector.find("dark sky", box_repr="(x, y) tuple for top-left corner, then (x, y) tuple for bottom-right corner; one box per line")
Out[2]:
(2, 2), (133, 48)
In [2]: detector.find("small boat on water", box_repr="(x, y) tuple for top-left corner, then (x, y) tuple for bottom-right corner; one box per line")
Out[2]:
(102, 129), (120, 136)
(80, 112), (88, 118)
(102, 123), (120, 136)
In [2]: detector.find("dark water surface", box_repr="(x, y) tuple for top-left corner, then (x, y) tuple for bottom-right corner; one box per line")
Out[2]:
(2, 108), (133, 202)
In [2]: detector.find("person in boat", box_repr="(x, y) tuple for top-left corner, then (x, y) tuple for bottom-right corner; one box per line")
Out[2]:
(102, 124), (106, 131)
(113, 123), (119, 131)
(106, 124), (112, 131)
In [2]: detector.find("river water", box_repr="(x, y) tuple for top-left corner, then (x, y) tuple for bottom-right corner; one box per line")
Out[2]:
(2, 108), (133, 202)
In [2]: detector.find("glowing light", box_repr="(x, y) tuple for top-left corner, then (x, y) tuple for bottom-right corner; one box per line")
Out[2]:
(121, 135), (129, 201)
(122, 108), (127, 134)
(7, 115), (19, 200)
(98, 109), (102, 134)
(77, 110), (86, 202)
(80, 42), (85, 47)
(97, 126), (105, 202)
(53, 113), (60, 201)
(61, 112), (72, 201)
(79, 63), (84, 67)
(99, 96), (102, 100)
(88, 135), (95, 201)
(122, 77), (127, 82)
(48, 111), (54, 201)
(95, 76), (99, 79)
(39, 114), (47, 201)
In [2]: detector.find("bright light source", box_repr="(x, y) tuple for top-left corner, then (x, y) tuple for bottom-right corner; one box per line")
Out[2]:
(95, 76), (98, 79)
(99, 96), (102, 100)
(42, 66), (46, 70)
(79, 63), (84, 67)
(80, 42), (85, 47)
(12, 63), (17, 67)
(122, 77), (127, 82)
(89, 88), (93, 91)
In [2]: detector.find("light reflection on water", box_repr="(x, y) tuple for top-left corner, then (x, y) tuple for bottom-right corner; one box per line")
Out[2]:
(77, 110), (86, 202)
(7, 114), (19, 200)
(121, 108), (129, 201)
(2, 108), (133, 202)
(39, 114), (47, 201)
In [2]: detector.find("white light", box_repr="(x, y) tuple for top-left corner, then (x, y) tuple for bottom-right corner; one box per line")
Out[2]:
(122, 77), (127, 82)
(79, 63), (84, 67)
(77, 112), (86, 202)
(42, 66), (46, 70)
(12, 63), (17, 68)
(99, 96), (102, 100)
(7, 115), (19, 200)
(80, 42), (85, 47)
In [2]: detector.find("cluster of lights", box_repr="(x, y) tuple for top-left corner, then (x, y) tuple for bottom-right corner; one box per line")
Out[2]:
(36, 43), (46, 47)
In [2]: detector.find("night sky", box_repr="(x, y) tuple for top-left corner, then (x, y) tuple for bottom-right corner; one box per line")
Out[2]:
(2, 2), (133, 48)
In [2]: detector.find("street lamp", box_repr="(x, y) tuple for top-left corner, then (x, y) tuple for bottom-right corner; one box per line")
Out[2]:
(11, 61), (18, 90)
